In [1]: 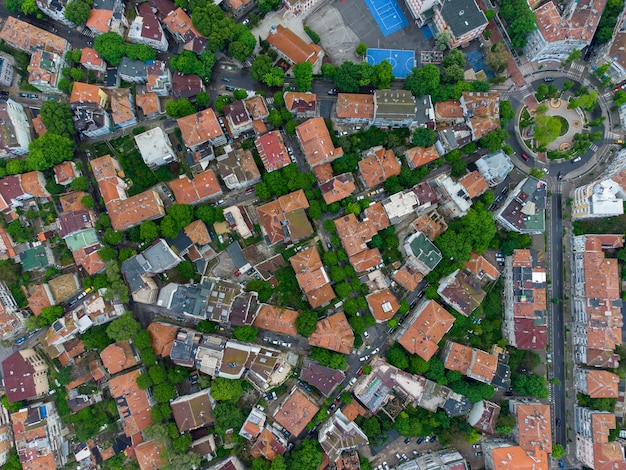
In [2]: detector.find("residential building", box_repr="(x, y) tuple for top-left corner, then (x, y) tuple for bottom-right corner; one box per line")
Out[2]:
(255, 130), (291, 172)
(430, 173), (473, 218)
(108, 368), (154, 444)
(172, 71), (205, 99)
(223, 206), (253, 240)
(335, 93), (375, 126)
(86, 0), (127, 35)
(129, 3), (168, 51)
(134, 127), (176, 169)
(208, 456), (247, 470)
(359, 146), (401, 188)
(273, 388), (320, 437)
(301, 362), (345, 397)
(31, 115), (46, 138)
(460, 92), (501, 140)
(510, 401), (552, 461)
(223, 100), (253, 138)
(135, 440), (168, 470)
(100, 340), (138, 375)
(403, 231), (442, 275)
(80, 48), (106, 74)
(169, 170), (223, 205)
(147, 322), (178, 357)
(415, 94), (436, 129)
(575, 369), (620, 398)
(35, 0), (71, 24)
(396, 451), (469, 470)
(72, 287), (124, 326)
(435, 100), (464, 126)
(122, 240), (181, 300)
(393, 263), (426, 292)
(0, 99), (32, 156)
(118, 57), (147, 83)
(296, 117), (344, 168)
(191, 434), (217, 461)
(483, 441), (546, 470)
(404, 0), (439, 26)
(216, 148), (261, 190)
(178, 108), (226, 149)
(595, 17), (626, 84)
(0, 403), (12, 467)
(442, 342), (510, 388)
(284, 92), (317, 118)
(239, 408), (266, 441)
(495, 176), (547, 234)
(252, 304), (299, 336)
(291, 246), (336, 309)
(382, 181), (438, 223)
(0, 17), (69, 55)
(54, 161), (80, 186)
(108, 87), (136, 128)
(136, 92), (162, 118)
(575, 406), (626, 469)
(0, 53), (15, 87)
(465, 252), (499, 281)
(372, 90), (419, 128)
(524, 0), (606, 62)
(320, 174), (357, 204)
(467, 400), (501, 435)
(459, 171), (489, 199)
(162, 8), (208, 53)
(146, 60), (171, 96)
(318, 410), (369, 463)
(249, 427), (287, 461)
(267, 25), (322, 66)
(396, 299), (455, 361)
(224, 0), (254, 16)
(503, 249), (548, 350)
(91, 154), (165, 230)
(283, 0), (321, 16)
(353, 357), (472, 416)
(572, 234), (624, 367)
(438, 123), (473, 152)
(366, 288), (400, 322)
(406, 145), (440, 169)
(2, 348), (49, 402)
(476, 150), (514, 187)
(438, 269), (486, 317)
(171, 389), (214, 433)
(257, 189), (312, 245)
(309, 312), (354, 354)
(244, 95), (269, 121)
(432, 0), (487, 49)
(12, 402), (67, 469)
(28, 49), (64, 94)
(0, 282), (25, 341)
(70, 82), (112, 138)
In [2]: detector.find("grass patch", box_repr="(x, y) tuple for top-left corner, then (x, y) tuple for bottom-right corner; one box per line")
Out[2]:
(573, 213), (626, 235)
(555, 115), (569, 136)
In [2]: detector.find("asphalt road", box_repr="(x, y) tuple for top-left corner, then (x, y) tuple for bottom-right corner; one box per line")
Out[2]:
(549, 190), (566, 447)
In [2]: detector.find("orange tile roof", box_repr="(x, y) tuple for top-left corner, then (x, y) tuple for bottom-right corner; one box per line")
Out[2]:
(54, 162), (77, 185)
(108, 369), (153, 440)
(411, 212), (448, 240)
(28, 50), (59, 92)
(444, 342), (473, 373)
(459, 171), (489, 199)
(465, 252), (499, 281)
(249, 428), (286, 461)
(257, 190), (310, 245)
(363, 202), (390, 231)
(184, 219), (210, 245)
(296, 117), (343, 167)
(313, 162), (334, 183)
(89, 360), (106, 382)
(534, 0), (606, 46)
(108, 88), (135, 125)
(341, 401), (366, 422)
(72, 246), (106, 275)
(147, 322), (178, 357)
(274, 389), (320, 436)
(405, 145), (440, 169)
(28, 284), (52, 316)
(586, 370), (620, 398)
(70, 82), (104, 105)
(461, 92), (501, 139)
(31, 115), (46, 137)
(399, 300), (455, 361)
(320, 174), (356, 204)
(308, 312), (354, 354)
(490, 446), (542, 470)
(100, 341), (138, 375)
(163, 8), (204, 41)
(91, 155), (123, 181)
(255, 130), (290, 172)
(253, 304), (299, 336)
(169, 170), (222, 205)
(20, 172), (48, 197)
(359, 147), (401, 188)
(592, 412), (616, 444)
(393, 265), (424, 291)
(244, 96), (269, 120)
(0, 226), (16, 258)
(267, 25), (321, 64)
(516, 403), (551, 452)
(290, 246), (336, 308)
(177, 108), (224, 148)
(593, 442), (626, 470)
(435, 100), (463, 120)
(80, 47), (104, 69)
(284, 92), (317, 113)
(336, 93), (375, 120)
(334, 213), (377, 257)
(136, 92), (160, 116)
(135, 440), (167, 470)
(0, 16), (68, 55)
(86, 9), (114, 34)
(366, 289), (400, 322)
(107, 191), (165, 231)
(469, 348), (498, 383)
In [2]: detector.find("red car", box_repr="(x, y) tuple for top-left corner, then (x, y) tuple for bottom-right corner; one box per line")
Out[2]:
(522, 153), (530, 161)
(357, 367), (363, 375)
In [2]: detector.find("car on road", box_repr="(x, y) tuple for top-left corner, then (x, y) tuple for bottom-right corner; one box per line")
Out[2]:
(349, 377), (358, 386)
(556, 418), (561, 426)
(558, 171), (563, 180)
(572, 156), (582, 163)
(542, 168), (549, 174)
(475, 452), (483, 457)
(559, 461), (564, 468)
(221, 76), (231, 82)
(0, 91), (8, 96)
(522, 153), (530, 161)
(543, 77), (554, 82)
(327, 88), (337, 95)
(225, 85), (235, 91)
(372, 347), (380, 355)
(472, 444), (481, 449)
(15, 336), (26, 345)
(357, 367), (363, 375)
(363, 331), (369, 338)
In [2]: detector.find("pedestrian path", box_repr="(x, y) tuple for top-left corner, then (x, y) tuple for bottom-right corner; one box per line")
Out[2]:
(569, 63), (585, 74)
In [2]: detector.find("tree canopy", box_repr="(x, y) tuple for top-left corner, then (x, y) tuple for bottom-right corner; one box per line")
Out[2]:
(286, 439), (323, 470)
(500, 0), (537, 48)
(64, 0), (92, 25)
(106, 312), (141, 342)
(211, 377), (243, 402)
(27, 133), (74, 171)
(39, 101), (76, 138)
(534, 115), (561, 147)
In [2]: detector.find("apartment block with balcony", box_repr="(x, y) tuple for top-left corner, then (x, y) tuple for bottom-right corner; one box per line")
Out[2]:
(432, 0), (487, 49)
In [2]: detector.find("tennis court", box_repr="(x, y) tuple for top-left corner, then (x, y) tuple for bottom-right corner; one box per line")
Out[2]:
(363, 0), (409, 37)
(366, 48), (415, 78)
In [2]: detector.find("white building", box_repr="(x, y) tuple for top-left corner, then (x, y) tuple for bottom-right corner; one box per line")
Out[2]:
(318, 410), (369, 463)
(134, 127), (177, 169)
(430, 173), (472, 219)
(476, 151), (514, 187)
(0, 53), (15, 87)
(0, 99), (31, 157)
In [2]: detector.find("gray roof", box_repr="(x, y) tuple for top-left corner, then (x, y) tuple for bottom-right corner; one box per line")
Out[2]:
(439, 0), (487, 38)
(118, 57), (147, 79)
(374, 90), (417, 120)
(226, 242), (247, 269)
(121, 257), (148, 293)
(170, 282), (212, 318)
(142, 239), (181, 272)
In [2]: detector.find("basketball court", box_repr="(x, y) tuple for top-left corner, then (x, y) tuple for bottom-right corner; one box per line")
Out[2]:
(363, 0), (409, 37)
(366, 48), (415, 78)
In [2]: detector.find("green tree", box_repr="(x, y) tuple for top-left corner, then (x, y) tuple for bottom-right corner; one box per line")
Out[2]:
(334, 61), (360, 92)
(500, 0), (537, 48)
(435, 31), (451, 50)
(40, 306), (64, 326)
(615, 89), (626, 106)
(196, 91), (210, 107)
(159, 215), (180, 238)
(166, 98), (196, 118)
(39, 101), (76, 137)
(172, 433), (192, 454)
(106, 312), (141, 342)
(479, 128), (510, 151)
(412, 128), (438, 147)
(6, 220), (31, 243)
(176, 260), (195, 280)
(534, 115), (561, 147)
(233, 325), (258, 342)
(140, 220), (160, 243)
(356, 43), (368, 58)
(296, 310), (318, 337)
(5, 0), (26, 14)
(499, 100), (515, 125)
(149, 365), (167, 385)
(257, 0), (282, 13)
(27, 133), (74, 171)
(552, 444), (565, 459)
(486, 42), (509, 74)
(81, 195), (95, 208)
(294, 62), (313, 92)
(102, 228), (123, 246)
(213, 402), (245, 436)
(386, 343), (409, 370)
(194, 204), (217, 225)
(168, 203), (194, 227)
(93, 32), (127, 66)
(372, 60), (394, 89)
(286, 439), (323, 470)
(136, 373), (153, 390)
(211, 377), (243, 401)
(70, 176), (89, 191)
(21, 0), (38, 15)
(153, 383), (176, 403)
(568, 90), (599, 111)
(134, 330), (153, 350)
(404, 64), (441, 98)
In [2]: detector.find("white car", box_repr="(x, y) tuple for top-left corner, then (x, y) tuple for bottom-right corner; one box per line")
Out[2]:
(349, 377), (358, 386)
(372, 347), (380, 355)
(359, 356), (367, 362)
(363, 331), (369, 338)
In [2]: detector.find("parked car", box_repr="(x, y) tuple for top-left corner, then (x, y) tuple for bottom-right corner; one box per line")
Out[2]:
(363, 331), (369, 338)
(225, 85), (235, 91)
(543, 77), (554, 82)
(404, 437), (411, 444)
(357, 367), (363, 375)
(15, 336), (26, 345)
(0, 91), (8, 96)
(473, 444), (481, 449)
(327, 88), (337, 95)
(349, 377), (358, 386)
(395, 454), (402, 461)
(221, 76), (231, 82)
(417, 437), (425, 444)
(522, 153), (530, 161)
(475, 452), (483, 457)
(372, 347), (380, 355)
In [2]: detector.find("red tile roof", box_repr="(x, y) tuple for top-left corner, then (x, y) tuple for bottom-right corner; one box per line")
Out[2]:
(253, 304), (299, 336)
(255, 130), (290, 172)
(359, 147), (401, 188)
(267, 25), (321, 64)
(135, 440), (168, 470)
(290, 246), (336, 309)
(274, 389), (320, 437)
(398, 300), (455, 361)
(169, 170), (222, 205)
(308, 312), (354, 354)
(296, 117), (343, 167)
(100, 341), (138, 375)
(147, 322), (178, 356)
(108, 369), (153, 442)
(320, 174), (356, 204)
(366, 289), (399, 322)
(177, 108), (224, 148)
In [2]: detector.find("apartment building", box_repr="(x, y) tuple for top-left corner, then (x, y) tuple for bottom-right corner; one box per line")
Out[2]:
(432, 0), (487, 49)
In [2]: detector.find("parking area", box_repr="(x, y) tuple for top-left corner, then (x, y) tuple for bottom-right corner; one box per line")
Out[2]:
(366, 435), (442, 468)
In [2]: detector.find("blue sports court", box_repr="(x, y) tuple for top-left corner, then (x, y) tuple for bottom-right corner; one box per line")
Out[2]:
(366, 48), (415, 78)
(363, 0), (409, 37)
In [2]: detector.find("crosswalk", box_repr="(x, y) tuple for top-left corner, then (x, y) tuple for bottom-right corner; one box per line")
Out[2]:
(266, 97), (274, 105)
(590, 143), (599, 152)
(81, 29), (97, 38)
(570, 63), (585, 74)
(605, 130), (621, 140)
